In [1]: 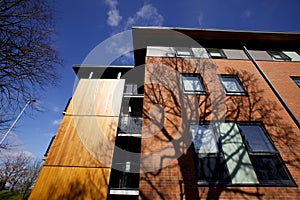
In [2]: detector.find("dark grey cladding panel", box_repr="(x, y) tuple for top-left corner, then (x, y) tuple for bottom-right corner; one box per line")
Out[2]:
(223, 49), (249, 60)
(73, 65), (134, 79)
(248, 50), (273, 60)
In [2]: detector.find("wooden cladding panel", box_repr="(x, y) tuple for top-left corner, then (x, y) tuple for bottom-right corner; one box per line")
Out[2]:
(29, 166), (110, 200)
(45, 79), (125, 167)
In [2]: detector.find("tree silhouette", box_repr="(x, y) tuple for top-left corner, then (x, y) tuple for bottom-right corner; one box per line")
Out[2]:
(0, 0), (62, 130)
(139, 56), (299, 199)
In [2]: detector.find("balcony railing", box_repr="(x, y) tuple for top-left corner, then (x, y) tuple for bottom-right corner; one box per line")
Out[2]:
(119, 116), (142, 134)
(124, 84), (138, 95)
(110, 162), (140, 189)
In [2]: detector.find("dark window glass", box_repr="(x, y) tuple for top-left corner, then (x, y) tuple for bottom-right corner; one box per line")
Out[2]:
(191, 122), (296, 186)
(267, 51), (291, 61)
(239, 123), (296, 186)
(196, 154), (231, 185)
(291, 77), (300, 87)
(250, 156), (293, 185)
(239, 124), (276, 153)
(191, 123), (230, 185)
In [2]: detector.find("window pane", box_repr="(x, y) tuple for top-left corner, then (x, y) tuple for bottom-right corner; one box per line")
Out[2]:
(190, 124), (218, 154)
(221, 76), (245, 93)
(192, 47), (210, 58)
(207, 48), (226, 58)
(250, 155), (292, 185)
(210, 51), (222, 57)
(282, 51), (300, 61)
(182, 75), (205, 93)
(268, 51), (291, 61)
(196, 155), (231, 184)
(218, 122), (258, 184)
(291, 77), (300, 87)
(124, 83), (138, 95)
(239, 124), (276, 153)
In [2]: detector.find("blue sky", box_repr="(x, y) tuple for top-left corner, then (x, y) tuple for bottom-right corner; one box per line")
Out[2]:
(4, 0), (300, 159)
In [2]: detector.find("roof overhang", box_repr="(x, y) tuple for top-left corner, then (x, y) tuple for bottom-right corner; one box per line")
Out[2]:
(73, 65), (134, 79)
(132, 26), (300, 66)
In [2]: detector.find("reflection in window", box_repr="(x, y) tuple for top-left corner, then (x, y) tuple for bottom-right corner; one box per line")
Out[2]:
(191, 122), (296, 186)
(191, 123), (230, 185)
(220, 75), (246, 95)
(291, 77), (300, 87)
(239, 124), (276, 153)
(175, 47), (194, 57)
(124, 83), (138, 95)
(239, 123), (294, 185)
(190, 124), (218, 154)
(207, 48), (227, 59)
(182, 74), (206, 94)
(267, 51), (291, 61)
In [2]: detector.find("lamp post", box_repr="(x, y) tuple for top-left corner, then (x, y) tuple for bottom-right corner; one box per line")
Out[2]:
(0, 99), (36, 147)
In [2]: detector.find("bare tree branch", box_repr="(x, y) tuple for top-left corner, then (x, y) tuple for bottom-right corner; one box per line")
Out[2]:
(0, 0), (62, 132)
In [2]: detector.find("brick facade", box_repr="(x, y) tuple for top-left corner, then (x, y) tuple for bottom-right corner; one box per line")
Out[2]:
(139, 56), (300, 199)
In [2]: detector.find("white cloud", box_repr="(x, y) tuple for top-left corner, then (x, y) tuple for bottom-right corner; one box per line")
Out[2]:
(102, 2), (164, 64)
(43, 132), (56, 138)
(125, 4), (164, 29)
(53, 106), (60, 113)
(52, 119), (62, 126)
(101, 30), (134, 64)
(198, 13), (204, 26)
(105, 0), (122, 27)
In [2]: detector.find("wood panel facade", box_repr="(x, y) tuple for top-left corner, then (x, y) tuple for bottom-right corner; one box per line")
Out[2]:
(30, 79), (125, 200)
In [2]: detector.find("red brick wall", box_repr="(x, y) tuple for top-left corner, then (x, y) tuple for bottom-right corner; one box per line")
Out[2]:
(257, 61), (300, 120)
(139, 57), (300, 199)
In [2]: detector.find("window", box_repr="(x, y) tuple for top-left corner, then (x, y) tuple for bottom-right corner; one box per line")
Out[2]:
(191, 122), (296, 186)
(282, 51), (300, 61)
(291, 77), (300, 87)
(207, 48), (227, 59)
(190, 123), (231, 185)
(238, 123), (295, 185)
(181, 74), (206, 94)
(124, 83), (138, 95)
(267, 51), (291, 61)
(175, 47), (194, 57)
(220, 75), (246, 95)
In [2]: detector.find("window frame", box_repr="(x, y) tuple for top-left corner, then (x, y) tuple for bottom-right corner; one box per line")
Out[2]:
(175, 47), (194, 58)
(220, 75), (247, 96)
(238, 122), (296, 186)
(291, 76), (300, 87)
(181, 73), (206, 94)
(190, 122), (231, 185)
(267, 50), (291, 61)
(206, 48), (227, 59)
(190, 121), (297, 187)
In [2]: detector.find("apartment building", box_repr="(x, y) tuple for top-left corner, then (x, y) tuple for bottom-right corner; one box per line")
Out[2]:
(30, 27), (300, 199)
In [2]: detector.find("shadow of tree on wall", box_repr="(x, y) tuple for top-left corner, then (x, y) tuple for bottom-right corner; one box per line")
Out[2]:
(139, 57), (299, 200)
(30, 166), (109, 200)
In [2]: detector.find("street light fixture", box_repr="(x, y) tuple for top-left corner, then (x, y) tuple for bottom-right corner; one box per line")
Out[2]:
(0, 99), (36, 147)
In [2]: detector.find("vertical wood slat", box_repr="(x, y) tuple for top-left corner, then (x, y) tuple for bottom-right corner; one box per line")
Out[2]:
(30, 79), (125, 199)
(45, 79), (125, 167)
(29, 166), (111, 200)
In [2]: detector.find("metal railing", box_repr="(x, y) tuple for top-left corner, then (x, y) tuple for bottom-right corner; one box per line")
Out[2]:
(118, 116), (142, 134)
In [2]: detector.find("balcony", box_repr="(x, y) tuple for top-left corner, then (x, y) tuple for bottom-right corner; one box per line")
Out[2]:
(123, 83), (144, 97)
(118, 116), (142, 137)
